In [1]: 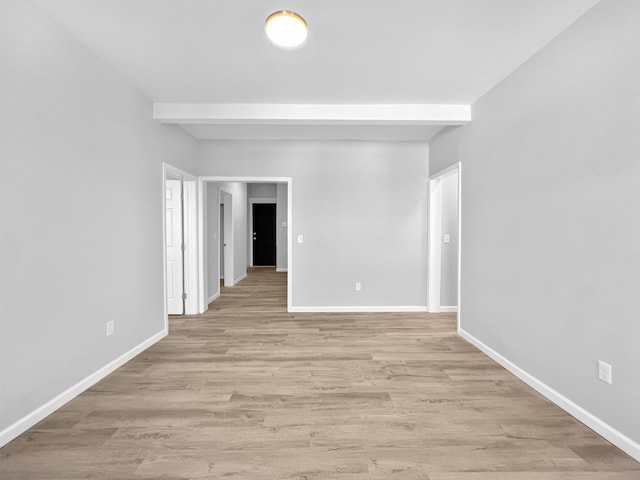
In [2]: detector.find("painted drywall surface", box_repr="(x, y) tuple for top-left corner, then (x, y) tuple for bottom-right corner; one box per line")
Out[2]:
(220, 182), (248, 284)
(248, 183), (277, 199)
(0, 1), (198, 433)
(430, 0), (640, 443)
(198, 141), (429, 308)
(206, 182), (246, 290)
(440, 171), (459, 307)
(206, 183), (220, 301)
(429, 126), (462, 175)
(276, 183), (288, 270)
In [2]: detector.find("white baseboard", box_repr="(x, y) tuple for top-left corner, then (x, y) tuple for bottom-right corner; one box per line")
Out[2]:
(208, 292), (220, 304)
(459, 328), (640, 462)
(427, 307), (458, 313)
(276, 267), (288, 273)
(289, 306), (428, 313)
(223, 273), (247, 287)
(0, 328), (167, 448)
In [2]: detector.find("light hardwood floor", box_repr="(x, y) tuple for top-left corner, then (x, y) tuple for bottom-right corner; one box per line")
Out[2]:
(1, 268), (639, 479)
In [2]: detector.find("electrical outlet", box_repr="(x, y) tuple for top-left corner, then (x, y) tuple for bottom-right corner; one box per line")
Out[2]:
(598, 360), (612, 384)
(106, 320), (114, 337)
(355, 282), (362, 291)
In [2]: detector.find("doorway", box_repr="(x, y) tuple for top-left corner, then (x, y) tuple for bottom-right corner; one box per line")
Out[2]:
(198, 176), (292, 313)
(428, 163), (461, 318)
(163, 163), (198, 321)
(220, 190), (233, 287)
(219, 204), (224, 283)
(252, 204), (277, 266)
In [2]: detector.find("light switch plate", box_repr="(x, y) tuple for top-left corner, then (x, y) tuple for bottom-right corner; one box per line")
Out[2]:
(444, 234), (451, 243)
(297, 234), (304, 244)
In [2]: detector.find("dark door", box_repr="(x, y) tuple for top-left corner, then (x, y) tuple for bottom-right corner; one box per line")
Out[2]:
(253, 204), (276, 266)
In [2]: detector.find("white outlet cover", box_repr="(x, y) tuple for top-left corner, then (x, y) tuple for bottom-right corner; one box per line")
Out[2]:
(106, 321), (114, 337)
(598, 360), (612, 384)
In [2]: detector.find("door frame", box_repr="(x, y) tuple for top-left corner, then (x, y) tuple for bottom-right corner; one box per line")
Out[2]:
(198, 176), (292, 313)
(163, 163), (199, 326)
(427, 163), (462, 330)
(249, 197), (277, 267)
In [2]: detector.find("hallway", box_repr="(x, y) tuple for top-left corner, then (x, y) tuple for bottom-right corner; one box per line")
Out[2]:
(1, 268), (638, 479)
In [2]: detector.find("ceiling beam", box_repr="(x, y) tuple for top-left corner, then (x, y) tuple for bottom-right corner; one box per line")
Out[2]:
(153, 103), (471, 126)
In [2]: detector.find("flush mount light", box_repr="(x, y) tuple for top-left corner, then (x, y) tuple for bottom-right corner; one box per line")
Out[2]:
(265, 10), (308, 48)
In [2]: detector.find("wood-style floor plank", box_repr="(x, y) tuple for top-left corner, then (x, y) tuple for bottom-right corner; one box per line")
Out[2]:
(1, 268), (638, 479)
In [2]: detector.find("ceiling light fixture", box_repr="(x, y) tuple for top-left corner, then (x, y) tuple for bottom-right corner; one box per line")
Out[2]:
(265, 10), (308, 49)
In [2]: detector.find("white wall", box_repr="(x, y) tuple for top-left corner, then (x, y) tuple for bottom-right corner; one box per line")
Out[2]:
(430, 0), (640, 455)
(198, 141), (429, 310)
(429, 126), (463, 174)
(205, 182), (248, 301)
(0, 1), (198, 444)
(440, 171), (458, 308)
(248, 183), (277, 199)
(220, 182), (248, 285)
(276, 183), (288, 271)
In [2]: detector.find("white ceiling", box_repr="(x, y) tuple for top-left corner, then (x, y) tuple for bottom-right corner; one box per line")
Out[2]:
(33, 0), (601, 141)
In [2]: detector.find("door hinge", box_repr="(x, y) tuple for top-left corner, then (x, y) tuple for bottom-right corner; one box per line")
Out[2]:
(182, 293), (187, 300)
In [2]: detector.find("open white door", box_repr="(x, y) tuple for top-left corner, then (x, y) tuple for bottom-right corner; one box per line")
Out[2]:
(165, 179), (184, 314)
